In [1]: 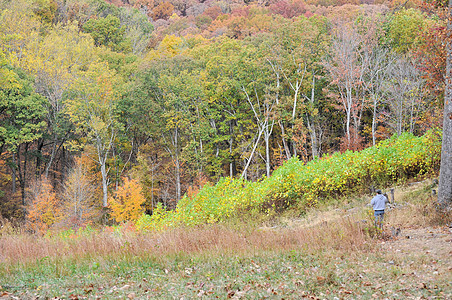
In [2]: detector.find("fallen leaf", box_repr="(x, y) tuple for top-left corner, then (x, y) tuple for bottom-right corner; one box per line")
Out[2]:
(418, 283), (427, 289)
(232, 291), (247, 299)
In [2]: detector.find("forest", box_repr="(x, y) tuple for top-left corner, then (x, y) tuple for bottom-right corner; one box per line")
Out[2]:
(0, 0), (448, 230)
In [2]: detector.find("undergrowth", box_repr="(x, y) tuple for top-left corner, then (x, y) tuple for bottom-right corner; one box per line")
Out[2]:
(137, 130), (441, 230)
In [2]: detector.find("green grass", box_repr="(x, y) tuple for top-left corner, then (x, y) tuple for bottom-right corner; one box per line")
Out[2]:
(2, 247), (450, 299)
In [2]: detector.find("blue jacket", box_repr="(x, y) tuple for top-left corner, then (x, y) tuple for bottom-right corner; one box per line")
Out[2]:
(371, 194), (388, 211)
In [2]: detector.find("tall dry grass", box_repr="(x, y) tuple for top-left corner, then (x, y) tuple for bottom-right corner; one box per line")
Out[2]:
(0, 216), (368, 268)
(384, 180), (452, 228)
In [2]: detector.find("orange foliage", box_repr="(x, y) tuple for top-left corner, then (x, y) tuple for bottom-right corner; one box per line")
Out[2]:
(109, 177), (146, 223)
(269, 0), (308, 19)
(27, 179), (62, 233)
(77, 146), (103, 200)
(339, 127), (364, 152)
(203, 6), (222, 20)
(185, 173), (209, 200)
(151, 2), (174, 20)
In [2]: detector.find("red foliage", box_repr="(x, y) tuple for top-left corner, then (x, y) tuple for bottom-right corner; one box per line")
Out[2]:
(269, 0), (308, 19)
(339, 127), (364, 152)
(415, 1), (449, 95)
(203, 6), (222, 20)
(231, 6), (251, 18)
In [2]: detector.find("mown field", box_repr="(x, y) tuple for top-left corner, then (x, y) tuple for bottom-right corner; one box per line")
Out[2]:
(1, 181), (451, 299)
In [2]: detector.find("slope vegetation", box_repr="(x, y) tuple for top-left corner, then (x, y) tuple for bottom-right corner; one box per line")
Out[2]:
(137, 130), (442, 230)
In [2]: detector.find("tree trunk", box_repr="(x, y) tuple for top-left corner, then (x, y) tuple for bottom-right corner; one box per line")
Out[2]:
(174, 126), (181, 202)
(279, 121), (291, 159)
(45, 135), (57, 178)
(438, 0), (452, 208)
(372, 95), (378, 146)
(306, 115), (319, 158)
(12, 153), (16, 195)
(264, 129), (271, 177)
(229, 135), (233, 177)
(241, 125), (264, 179)
(100, 159), (108, 208)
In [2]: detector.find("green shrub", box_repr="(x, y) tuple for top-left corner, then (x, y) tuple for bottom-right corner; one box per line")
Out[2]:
(136, 130), (441, 231)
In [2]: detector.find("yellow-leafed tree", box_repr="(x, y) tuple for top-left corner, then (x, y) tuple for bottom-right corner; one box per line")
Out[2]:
(109, 178), (146, 223)
(27, 179), (62, 233)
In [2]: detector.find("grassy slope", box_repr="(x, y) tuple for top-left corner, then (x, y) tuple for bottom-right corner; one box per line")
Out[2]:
(137, 131), (442, 230)
(1, 180), (451, 299)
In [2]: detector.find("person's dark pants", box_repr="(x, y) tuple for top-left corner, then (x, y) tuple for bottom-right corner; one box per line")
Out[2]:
(374, 210), (385, 229)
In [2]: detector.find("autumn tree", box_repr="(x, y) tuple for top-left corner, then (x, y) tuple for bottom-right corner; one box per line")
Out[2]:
(324, 21), (366, 151)
(109, 177), (146, 222)
(0, 0), (41, 67)
(151, 2), (174, 20)
(117, 6), (154, 55)
(269, 0), (308, 19)
(66, 61), (121, 208)
(23, 22), (96, 178)
(61, 157), (98, 228)
(384, 56), (425, 135)
(193, 37), (256, 179)
(27, 178), (62, 233)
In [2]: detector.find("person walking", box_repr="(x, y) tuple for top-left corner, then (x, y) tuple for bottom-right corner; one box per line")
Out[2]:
(371, 189), (389, 230)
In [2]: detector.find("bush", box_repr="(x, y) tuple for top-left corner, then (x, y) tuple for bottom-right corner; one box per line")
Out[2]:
(136, 130), (441, 231)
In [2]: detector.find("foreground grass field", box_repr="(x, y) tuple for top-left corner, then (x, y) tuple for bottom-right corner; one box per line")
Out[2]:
(1, 181), (451, 299)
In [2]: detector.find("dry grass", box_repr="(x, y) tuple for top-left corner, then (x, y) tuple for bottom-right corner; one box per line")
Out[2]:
(385, 180), (452, 229)
(0, 215), (369, 268)
(1, 181), (451, 299)
(1, 180), (448, 268)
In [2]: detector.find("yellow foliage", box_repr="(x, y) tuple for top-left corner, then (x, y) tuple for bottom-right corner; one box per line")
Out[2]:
(27, 179), (62, 233)
(109, 178), (146, 223)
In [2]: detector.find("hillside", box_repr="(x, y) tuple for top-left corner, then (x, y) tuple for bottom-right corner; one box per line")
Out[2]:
(0, 0), (448, 227)
(0, 179), (450, 298)
(136, 131), (442, 230)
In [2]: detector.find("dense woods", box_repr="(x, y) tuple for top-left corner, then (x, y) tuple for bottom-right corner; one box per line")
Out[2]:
(0, 0), (449, 229)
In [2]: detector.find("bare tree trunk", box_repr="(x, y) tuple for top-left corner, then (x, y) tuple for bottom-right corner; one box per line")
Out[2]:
(100, 160), (108, 208)
(372, 97), (377, 146)
(241, 125), (265, 179)
(264, 121), (274, 177)
(267, 58), (291, 160)
(229, 136), (233, 177)
(174, 126), (181, 202)
(438, 0), (452, 208)
(346, 90), (352, 143)
(306, 115), (318, 158)
(306, 75), (320, 158)
(175, 154), (181, 202)
(12, 153), (16, 195)
(45, 135), (57, 178)
(279, 122), (291, 159)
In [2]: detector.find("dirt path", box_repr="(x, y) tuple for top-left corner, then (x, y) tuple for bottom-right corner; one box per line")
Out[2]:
(376, 226), (452, 299)
(382, 226), (452, 264)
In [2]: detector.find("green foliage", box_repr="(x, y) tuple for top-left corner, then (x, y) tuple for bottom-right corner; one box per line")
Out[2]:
(137, 131), (442, 230)
(0, 63), (47, 152)
(32, 0), (57, 24)
(82, 14), (131, 52)
(386, 8), (430, 54)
